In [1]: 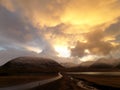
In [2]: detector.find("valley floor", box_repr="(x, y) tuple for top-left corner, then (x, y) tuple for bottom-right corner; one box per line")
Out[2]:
(0, 72), (120, 90)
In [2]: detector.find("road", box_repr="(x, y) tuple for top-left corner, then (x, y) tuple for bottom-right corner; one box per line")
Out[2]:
(0, 73), (63, 90)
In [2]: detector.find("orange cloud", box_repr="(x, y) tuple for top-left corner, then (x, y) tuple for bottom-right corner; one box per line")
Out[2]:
(1, 0), (120, 57)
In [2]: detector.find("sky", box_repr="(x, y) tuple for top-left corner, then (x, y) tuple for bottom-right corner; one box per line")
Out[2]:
(0, 0), (120, 64)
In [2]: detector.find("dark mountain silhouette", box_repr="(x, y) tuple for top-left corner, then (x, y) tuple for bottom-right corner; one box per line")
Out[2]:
(89, 63), (113, 69)
(66, 58), (120, 72)
(0, 57), (63, 75)
(116, 63), (120, 69)
(80, 61), (95, 67)
(89, 58), (120, 69)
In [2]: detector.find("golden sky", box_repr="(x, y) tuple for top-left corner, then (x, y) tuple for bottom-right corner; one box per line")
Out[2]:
(1, 0), (120, 58)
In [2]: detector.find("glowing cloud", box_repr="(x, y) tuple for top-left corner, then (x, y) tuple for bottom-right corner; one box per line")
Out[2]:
(80, 55), (101, 62)
(61, 0), (120, 28)
(1, 0), (120, 60)
(54, 45), (70, 58)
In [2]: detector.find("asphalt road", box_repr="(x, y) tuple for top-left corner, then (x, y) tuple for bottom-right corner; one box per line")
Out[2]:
(0, 73), (63, 90)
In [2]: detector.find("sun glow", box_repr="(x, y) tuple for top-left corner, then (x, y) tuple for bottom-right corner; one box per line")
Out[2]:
(54, 45), (71, 58)
(84, 49), (90, 54)
(80, 55), (99, 62)
(80, 49), (100, 62)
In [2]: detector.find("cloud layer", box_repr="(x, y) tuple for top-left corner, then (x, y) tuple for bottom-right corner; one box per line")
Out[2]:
(0, 0), (120, 60)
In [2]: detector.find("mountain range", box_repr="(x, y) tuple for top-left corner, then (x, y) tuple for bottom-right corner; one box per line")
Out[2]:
(0, 57), (120, 74)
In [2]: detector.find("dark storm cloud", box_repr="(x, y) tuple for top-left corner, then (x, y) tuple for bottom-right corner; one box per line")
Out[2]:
(71, 21), (120, 56)
(0, 5), (56, 55)
(1, 0), (120, 60)
(71, 41), (87, 57)
(0, 5), (34, 43)
(86, 30), (114, 54)
(105, 18), (120, 42)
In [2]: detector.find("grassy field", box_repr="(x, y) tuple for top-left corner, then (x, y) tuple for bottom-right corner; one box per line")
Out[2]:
(70, 74), (120, 88)
(0, 73), (57, 87)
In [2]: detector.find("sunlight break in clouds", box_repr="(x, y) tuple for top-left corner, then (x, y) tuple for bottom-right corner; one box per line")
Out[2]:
(54, 45), (70, 58)
(1, 0), (120, 62)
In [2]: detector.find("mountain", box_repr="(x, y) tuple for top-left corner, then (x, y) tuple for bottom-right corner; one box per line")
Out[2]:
(89, 58), (120, 69)
(0, 49), (40, 66)
(0, 57), (64, 75)
(115, 63), (120, 69)
(66, 58), (120, 72)
(79, 61), (95, 67)
(89, 63), (113, 69)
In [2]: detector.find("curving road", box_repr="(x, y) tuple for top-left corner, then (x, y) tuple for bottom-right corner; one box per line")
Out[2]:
(0, 73), (63, 90)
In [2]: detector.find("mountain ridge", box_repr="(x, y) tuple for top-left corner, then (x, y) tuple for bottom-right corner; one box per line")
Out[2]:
(0, 57), (64, 75)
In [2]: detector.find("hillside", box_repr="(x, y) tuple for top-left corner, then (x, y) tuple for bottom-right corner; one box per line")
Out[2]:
(0, 57), (64, 75)
(66, 58), (120, 72)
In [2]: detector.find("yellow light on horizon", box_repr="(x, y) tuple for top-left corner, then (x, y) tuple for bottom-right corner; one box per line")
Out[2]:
(80, 55), (99, 62)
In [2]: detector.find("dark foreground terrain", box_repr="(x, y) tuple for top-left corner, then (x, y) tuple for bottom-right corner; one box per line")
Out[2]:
(0, 57), (120, 90)
(29, 74), (120, 90)
(30, 75), (83, 90)
(0, 73), (120, 90)
(0, 73), (57, 88)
